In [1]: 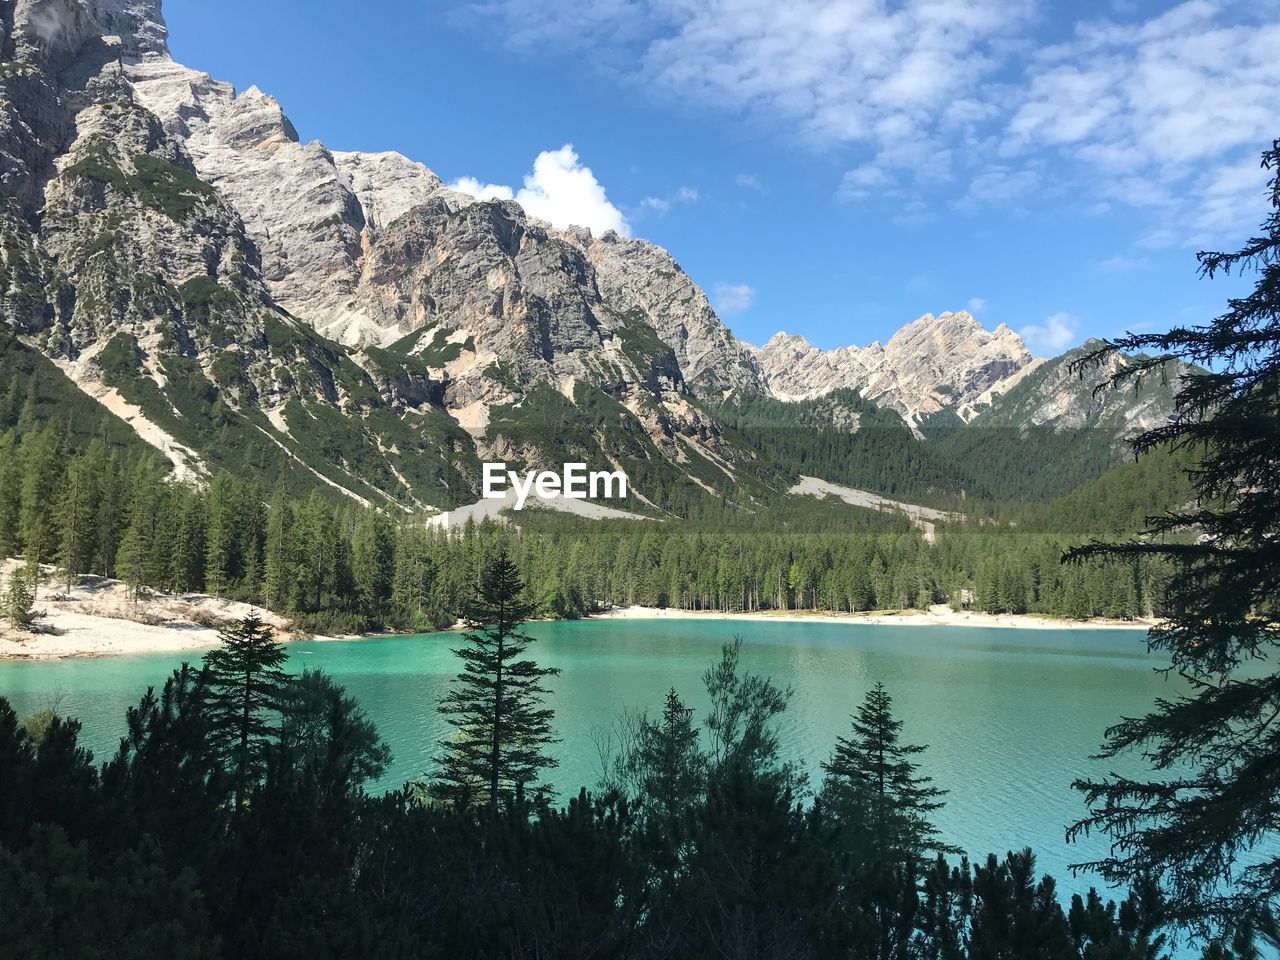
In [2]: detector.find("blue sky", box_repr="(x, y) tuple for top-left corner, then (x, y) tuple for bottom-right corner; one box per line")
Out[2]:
(164, 0), (1275, 353)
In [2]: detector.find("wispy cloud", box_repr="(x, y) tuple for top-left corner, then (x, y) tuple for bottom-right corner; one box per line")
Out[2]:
(735, 173), (764, 192)
(640, 185), (699, 214)
(967, 297), (988, 314)
(471, 0), (1280, 242)
(1094, 254), (1152, 273)
(712, 282), (756, 315)
(1020, 312), (1079, 356)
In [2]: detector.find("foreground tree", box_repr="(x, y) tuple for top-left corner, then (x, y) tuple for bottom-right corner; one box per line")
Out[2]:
(278, 667), (391, 792)
(203, 615), (290, 807)
(702, 636), (795, 785)
(1068, 140), (1280, 939)
(431, 549), (560, 807)
(608, 688), (706, 829)
(821, 682), (959, 865)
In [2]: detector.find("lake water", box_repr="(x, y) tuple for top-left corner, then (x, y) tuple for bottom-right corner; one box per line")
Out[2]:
(0, 618), (1176, 903)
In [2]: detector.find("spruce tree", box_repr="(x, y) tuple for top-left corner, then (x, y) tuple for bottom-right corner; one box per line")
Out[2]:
(431, 548), (560, 807)
(204, 471), (237, 599)
(261, 485), (295, 612)
(2, 562), (38, 630)
(55, 454), (94, 592)
(821, 682), (958, 864)
(1067, 140), (1280, 935)
(203, 615), (291, 808)
(115, 512), (149, 602)
(608, 688), (706, 827)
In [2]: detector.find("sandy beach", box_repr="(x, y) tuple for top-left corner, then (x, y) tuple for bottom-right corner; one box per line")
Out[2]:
(1, 564), (1155, 662)
(0, 562), (300, 661)
(588, 604), (1157, 631)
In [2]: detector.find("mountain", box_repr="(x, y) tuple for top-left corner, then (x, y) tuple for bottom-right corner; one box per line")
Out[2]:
(0, 0), (1184, 515)
(0, 0), (765, 515)
(748, 311), (1032, 425)
(927, 343), (1190, 501)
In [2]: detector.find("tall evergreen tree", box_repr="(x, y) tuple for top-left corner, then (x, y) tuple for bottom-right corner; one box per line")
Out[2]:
(821, 683), (958, 864)
(261, 484), (295, 612)
(608, 688), (706, 828)
(431, 549), (560, 807)
(203, 615), (291, 808)
(203, 471), (237, 599)
(55, 453), (95, 592)
(1068, 140), (1280, 936)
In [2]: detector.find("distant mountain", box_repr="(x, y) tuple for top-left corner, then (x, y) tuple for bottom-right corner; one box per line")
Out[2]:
(0, 0), (1186, 513)
(748, 311), (1032, 426)
(927, 343), (1191, 502)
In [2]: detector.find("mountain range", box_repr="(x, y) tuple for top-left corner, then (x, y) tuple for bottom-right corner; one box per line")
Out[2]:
(0, 0), (1186, 516)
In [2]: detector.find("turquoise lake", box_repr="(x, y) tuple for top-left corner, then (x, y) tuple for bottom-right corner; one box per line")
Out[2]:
(0, 618), (1176, 903)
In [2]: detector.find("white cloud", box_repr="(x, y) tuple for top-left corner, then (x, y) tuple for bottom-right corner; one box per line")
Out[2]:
(837, 164), (895, 202)
(1094, 255), (1152, 273)
(891, 199), (936, 226)
(954, 167), (1039, 213)
(1019, 312), (1079, 356)
(1005, 2), (1280, 237)
(476, 0), (1280, 242)
(448, 145), (630, 235)
(967, 297), (988, 314)
(447, 176), (514, 202)
(640, 185), (699, 214)
(735, 173), (764, 192)
(712, 282), (755, 315)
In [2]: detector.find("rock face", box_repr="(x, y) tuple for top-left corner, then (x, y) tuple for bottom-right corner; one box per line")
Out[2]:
(0, 0), (762, 510)
(962, 341), (1187, 451)
(570, 230), (762, 396)
(750, 311), (1033, 425)
(119, 32), (761, 404)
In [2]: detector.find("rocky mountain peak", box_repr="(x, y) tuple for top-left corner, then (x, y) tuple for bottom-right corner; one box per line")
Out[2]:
(86, 0), (168, 60)
(753, 310), (1034, 425)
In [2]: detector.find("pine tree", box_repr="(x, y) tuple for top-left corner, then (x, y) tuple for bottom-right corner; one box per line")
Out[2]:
(203, 471), (237, 599)
(203, 615), (291, 808)
(1067, 141), (1280, 936)
(350, 509), (392, 623)
(55, 454), (94, 592)
(296, 491), (337, 612)
(261, 485), (295, 612)
(18, 423), (61, 564)
(431, 548), (560, 808)
(609, 688), (706, 827)
(821, 683), (958, 864)
(2, 561), (39, 630)
(115, 512), (149, 602)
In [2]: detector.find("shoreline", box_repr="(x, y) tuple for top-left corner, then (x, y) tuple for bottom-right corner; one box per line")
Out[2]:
(584, 604), (1157, 631)
(0, 564), (301, 663)
(1, 594), (1156, 662)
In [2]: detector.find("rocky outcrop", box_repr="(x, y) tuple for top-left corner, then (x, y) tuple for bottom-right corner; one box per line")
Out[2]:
(120, 38), (761, 408)
(751, 311), (1033, 425)
(963, 341), (1187, 450)
(568, 229), (762, 396)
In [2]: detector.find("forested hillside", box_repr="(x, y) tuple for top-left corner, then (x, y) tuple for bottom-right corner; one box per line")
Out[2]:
(1, 410), (1177, 634)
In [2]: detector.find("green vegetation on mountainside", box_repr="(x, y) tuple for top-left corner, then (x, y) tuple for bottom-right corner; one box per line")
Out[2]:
(711, 389), (978, 507)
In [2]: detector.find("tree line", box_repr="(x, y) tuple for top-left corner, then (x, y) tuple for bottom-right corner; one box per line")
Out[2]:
(0, 420), (1168, 633)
